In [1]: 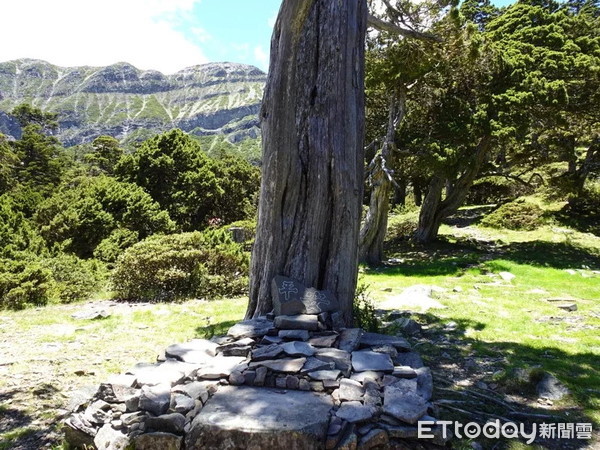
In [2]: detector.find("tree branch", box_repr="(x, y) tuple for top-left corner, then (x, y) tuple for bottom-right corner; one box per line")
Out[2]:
(367, 14), (442, 42)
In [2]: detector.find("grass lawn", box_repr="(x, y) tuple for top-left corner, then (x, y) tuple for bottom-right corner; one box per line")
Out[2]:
(0, 219), (598, 449)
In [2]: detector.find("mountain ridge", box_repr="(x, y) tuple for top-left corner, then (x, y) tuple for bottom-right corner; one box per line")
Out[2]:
(0, 58), (266, 146)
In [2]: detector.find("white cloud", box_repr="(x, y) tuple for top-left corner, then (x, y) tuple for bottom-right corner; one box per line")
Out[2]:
(0, 0), (208, 74)
(267, 9), (278, 29)
(253, 45), (269, 72)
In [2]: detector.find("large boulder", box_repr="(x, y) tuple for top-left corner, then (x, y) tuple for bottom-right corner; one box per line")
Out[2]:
(185, 386), (333, 449)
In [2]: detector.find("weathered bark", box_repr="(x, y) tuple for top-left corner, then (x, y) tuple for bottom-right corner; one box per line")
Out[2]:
(414, 135), (492, 243)
(246, 0), (368, 326)
(359, 90), (406, 265)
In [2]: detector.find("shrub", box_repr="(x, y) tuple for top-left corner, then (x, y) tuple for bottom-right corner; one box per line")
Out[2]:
(43, 253), (107, 303)
(480, 199), (545, 231)
(556, 185), (600, 235)
(111, 229), (249, 302)
(0, 254), (52, 309)
(353, 283), (378, 332)
(386, 210), (419, 242)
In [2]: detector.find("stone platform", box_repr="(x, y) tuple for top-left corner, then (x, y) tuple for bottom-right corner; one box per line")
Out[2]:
(64, 277), (449, 449)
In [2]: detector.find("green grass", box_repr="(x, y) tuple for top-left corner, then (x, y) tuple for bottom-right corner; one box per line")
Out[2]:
(363, 220), (600, 426)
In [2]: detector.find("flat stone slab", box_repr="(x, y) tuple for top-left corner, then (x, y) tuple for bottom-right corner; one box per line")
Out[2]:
(228, 317), (275, 339)
(383, 386), (428, 424)
(274, 314), (319, 331)
(351, 350), (394, 373)
(249, 357), (307, 373)
(359, 332), (411, 351)
(335, 401), (377, 423)
(165, 339), (218, 363)
(281, 341), (316, 357)
(186, 386), (333, 450)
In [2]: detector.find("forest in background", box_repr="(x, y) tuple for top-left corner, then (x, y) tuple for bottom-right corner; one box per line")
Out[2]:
(0, 0), (598, 311)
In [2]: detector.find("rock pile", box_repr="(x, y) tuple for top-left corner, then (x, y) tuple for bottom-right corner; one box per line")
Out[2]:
(64, 276), (449, 449)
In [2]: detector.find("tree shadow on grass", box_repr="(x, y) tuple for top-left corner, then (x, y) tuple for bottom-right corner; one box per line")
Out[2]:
(388, 312), (600, 449)
(195, 320), (240, 340)
(0, 389), (52, 450)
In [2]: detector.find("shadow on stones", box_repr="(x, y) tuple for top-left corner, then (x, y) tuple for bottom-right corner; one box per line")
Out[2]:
(401, 313), (599, 449)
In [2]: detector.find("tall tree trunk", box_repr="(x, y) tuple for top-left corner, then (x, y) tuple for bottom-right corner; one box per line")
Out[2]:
(246, 0), (367, 326)
(393, 179), (407, 207)
(414, 135), (492, 243)
(359, 89), (406, 265)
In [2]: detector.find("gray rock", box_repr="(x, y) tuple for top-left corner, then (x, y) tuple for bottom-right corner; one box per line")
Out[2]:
(359, 332), (411, 351)
(83, 399), (112, 424)
(336, 401), (377, 423)
(392, 366), (417, 378)
(416, 367), (433, 400)
(275, 314), (319, 331)
(350, 371), (383, 383)
(331, 311), (345, 331)
(537, 373), (570, 400)
(106, 374), (137, 388)
(337, 426), (358, 449)
(243, 370), (256, 386)
(385, 377), (418, 393)
(315, 348), (352, 375)
(378, 285), (446, 312)
(67, 385), (98, 413)
(228, 317), (275, 339)
(279, 329), (310, 341)
(276, 377), (288, 389)
(228, 370), (245, 386)
(135, 361), (195, 387)
(63, 418), (95, 449)
(249, 357), (307, 373)
(252, 344), (284, 361)
(93, 423), (130, 450)
(363, 380), (382, 407)
(172, 381), (208, 403)
(186, 386), (333, 449)
(352, 350), (394, 373)
(165, 339), (218, 363)
(301, 357), (335, 374)
(338, 328), (364, 353)
(72, 309), (111, 320)
(134, 432), (182, 450)
(358, 428), (389, 449)
(139, 384), (171, 416)
(260, 335), (283, 345)
(272, 275), (306, 316)
(299, 379), (311, 391)
(170, 394), (196, 414)
(394, 351), (424, 369)
(383, 386), (428, 424)
(121, 411), (148, 427)
(286, 375), (300, 390)
(196, 355), (247, 380)
(338, 379), (364, 401)
(392, 318), (422, 335)
(370, 344), (398, 359)
(308, 370), (341, 381)
(281, 341), (316, 357)
(499, 271), (516, 282)
(146, 413), (186, 434)
(253, 366), (268, 386)
(308, 333), (338, 347)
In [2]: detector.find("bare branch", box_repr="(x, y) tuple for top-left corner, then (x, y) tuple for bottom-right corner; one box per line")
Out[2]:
(367, 14), (442, 42)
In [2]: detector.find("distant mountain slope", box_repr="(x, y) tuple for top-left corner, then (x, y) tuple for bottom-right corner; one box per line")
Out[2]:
(0, 59), (265, 146)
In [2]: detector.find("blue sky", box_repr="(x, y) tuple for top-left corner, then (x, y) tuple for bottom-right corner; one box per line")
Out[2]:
(0, 0), (514, 74)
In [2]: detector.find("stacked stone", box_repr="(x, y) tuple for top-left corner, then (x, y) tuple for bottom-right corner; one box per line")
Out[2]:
(63, 276), (449, 449)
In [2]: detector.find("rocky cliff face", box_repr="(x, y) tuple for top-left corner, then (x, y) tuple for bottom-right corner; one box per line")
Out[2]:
(0, 59), (265, 146)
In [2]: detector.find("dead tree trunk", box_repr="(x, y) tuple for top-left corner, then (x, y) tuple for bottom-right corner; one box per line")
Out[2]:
(359, 90), (406, 265)
(414, 135), (492, 243)
(246, 0), (368, 326)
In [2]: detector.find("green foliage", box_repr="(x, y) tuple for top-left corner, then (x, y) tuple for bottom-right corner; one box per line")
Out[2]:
(480, 199), (546, 230)
(386, 210), (419, 242)
(0, 195), (45, 258)
(116, 129), (259, 231)
(468, 176), (533, 204)
(0, 255), (52, 309)
(353, 282), (379, 331)
(0, 134), (17, 195)
(35, 176), (175, 258)
(84, 136), (123, 174)
(42, 253), (107, 304)
(111, 229), (249, 302)
(94, 228), (140, 264)
(556, 184), (600, 234)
